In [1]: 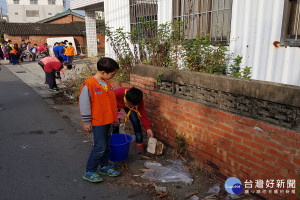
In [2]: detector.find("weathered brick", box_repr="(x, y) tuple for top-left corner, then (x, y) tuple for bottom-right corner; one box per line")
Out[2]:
(215, 123), (233, 133)
(270, 133), (297, 148)
(252, 150), (277, 164)
(226, 120), (257, 134)
(217, 110), (236, 120)
(233, 129), (253, 140)
(208, 114), (226, 124)
(282, 129), (297, 140)
(257, 121), (283, 134)
(207, 126), (232, 146)
(235, 116), (257, 127)
(277, 159), (296, 172)
(265, 148), (292, 162)
(242, 139), (265, 152)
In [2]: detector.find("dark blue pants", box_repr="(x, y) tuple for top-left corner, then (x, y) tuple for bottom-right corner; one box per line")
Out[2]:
(10, 53), (18, 65)
(45, 71), (57, 89)
(86, 124), (112, 172)
(112, 108), (143, 143)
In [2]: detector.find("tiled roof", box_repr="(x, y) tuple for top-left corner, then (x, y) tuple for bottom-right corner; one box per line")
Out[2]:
(36, 9), (85, 23)
(0, 22), (86, 36)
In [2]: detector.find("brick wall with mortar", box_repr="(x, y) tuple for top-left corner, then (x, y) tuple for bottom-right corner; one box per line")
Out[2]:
(46, 15), (85, 24)
(111, 64), (300, 200)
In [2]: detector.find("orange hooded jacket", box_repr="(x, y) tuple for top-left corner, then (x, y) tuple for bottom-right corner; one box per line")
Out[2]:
(79, 77), (118, 126)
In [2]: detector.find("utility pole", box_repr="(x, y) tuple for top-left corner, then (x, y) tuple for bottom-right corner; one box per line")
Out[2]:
(0, 6), (3, 21)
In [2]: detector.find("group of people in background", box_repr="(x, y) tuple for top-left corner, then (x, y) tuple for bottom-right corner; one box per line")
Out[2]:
(52, 41), (76, 64)
(0, 39), (49, 65)
(38, 40), (75, 92)
(0, 39), (76, 66)
(0, 39), (76, 92)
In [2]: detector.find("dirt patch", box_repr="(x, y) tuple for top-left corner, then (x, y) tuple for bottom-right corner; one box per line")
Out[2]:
(49, 91), (76, 105)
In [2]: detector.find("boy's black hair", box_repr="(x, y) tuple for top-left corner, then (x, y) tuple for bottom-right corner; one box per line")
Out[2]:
(97, 57), (119, 73)
(63, 61), (73, 69)
(125, 87), (143, 106)
(69, 42), (72, 45)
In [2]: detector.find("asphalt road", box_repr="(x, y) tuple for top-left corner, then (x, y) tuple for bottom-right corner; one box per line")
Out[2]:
(0, 64), (152, 200)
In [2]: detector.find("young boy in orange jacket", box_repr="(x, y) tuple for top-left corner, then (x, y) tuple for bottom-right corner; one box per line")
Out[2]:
(65, 42), (75, 64)
(79, 57), (119, 183)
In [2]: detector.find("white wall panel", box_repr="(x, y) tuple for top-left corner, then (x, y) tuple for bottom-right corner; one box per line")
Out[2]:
(71, 0), (103, 10)
(230, 0), (300, 86)
(158, 0), (172, 25)
(104, 0), (131, 58)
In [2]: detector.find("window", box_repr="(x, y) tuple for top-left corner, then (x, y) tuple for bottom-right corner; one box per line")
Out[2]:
(15, 12), (18, 15)
(30, 0), (38, 5)
(281, 0), (300, 46)
(26, 10), (39, 17)
(13, 0), (20, 4)
(48, 0), (56, 5)
(21, 36), (29, 40)
(130, 0), (158, 39)
(48, 13), (52, 15)
(173, 0), (232, 42)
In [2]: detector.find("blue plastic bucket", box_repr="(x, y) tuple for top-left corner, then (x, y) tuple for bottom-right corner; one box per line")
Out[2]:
(109, 134), (132, 162)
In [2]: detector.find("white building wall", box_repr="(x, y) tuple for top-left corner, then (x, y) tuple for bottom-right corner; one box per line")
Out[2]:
(104, 0), (172, 58)
(104, 0), (131, 58)
(157, 0), (172, 25)
(7, 0), (64, 22)
(85, 11), (98, 57)
(70, 0), (300, 86)
(71, 0), (103, 10)
(230, 0), (300, 86)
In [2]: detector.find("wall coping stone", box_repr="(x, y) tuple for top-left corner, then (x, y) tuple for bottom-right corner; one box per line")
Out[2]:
(133, 64), (300, 108)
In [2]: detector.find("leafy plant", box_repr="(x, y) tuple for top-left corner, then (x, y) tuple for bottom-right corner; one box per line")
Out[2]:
(157, 72), (164, 85)
(104, 19), (251, 81)
(175, 134), (189, 154)
(105, 27), (137, 81)
(228, 55), (251, 79)
(131, 17), (173, 68)
(181, 34), (228, 74)
(96, 15), (106, 35)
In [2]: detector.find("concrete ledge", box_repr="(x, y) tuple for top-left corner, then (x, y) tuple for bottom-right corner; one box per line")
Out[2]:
(133, 64), (300, 108)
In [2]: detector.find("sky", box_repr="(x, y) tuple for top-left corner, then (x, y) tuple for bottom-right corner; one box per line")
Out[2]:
(0, 0), (85, 16)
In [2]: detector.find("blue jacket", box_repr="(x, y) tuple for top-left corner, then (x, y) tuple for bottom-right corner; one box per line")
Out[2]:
(53, 45), (64, 57)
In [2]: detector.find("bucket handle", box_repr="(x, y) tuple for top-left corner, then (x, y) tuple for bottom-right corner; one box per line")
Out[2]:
(122, 133), (130, 144)
(119, 123), (130, 144)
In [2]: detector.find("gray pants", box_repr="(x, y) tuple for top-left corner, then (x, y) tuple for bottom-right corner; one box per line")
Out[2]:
(67, 56), (74, 64)
(32, 53), (36, 61)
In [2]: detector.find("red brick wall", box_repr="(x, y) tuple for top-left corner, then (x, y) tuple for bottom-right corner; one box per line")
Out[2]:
(46, 15), (85, 24)
(4, 34), (86, 47)
(97, 33), (105, 48)
(111, 73), (299, 200)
